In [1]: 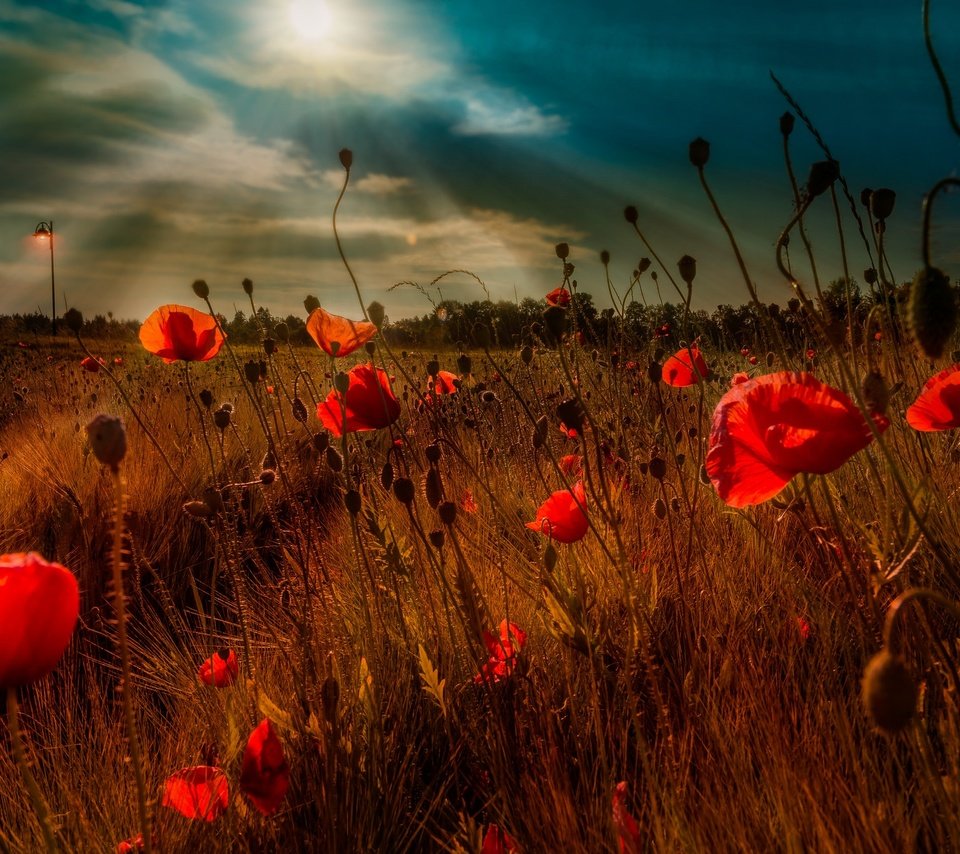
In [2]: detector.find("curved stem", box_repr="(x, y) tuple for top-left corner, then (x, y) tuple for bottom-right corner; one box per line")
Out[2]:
(922, 178), (960, 268)
(883, 587), (960, 653)
(923, 0), (960, 139)
(6, 687), (57, 852)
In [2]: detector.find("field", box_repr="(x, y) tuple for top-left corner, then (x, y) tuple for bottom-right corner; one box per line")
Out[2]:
(2, 231), (960, 853)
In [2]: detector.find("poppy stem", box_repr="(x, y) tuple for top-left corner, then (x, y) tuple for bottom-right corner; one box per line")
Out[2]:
(110, 466), (152, 854)
(6, 686), (58, 852)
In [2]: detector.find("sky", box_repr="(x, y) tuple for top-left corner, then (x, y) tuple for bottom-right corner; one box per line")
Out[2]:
(0, 0), (959, 323)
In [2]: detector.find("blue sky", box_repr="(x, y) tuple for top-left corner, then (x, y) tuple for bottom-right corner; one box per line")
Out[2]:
(0, 0), (958, 321)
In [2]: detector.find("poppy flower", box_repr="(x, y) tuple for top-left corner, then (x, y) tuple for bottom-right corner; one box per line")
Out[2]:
(305, 307), (377, 358)
(139, 305), (225, 363)
(612, 781), (641, 854)
(80, 356), (104, 373)
(663, 346), (708, 387)
(162, 766), (229, 822)
(116, 835), (144, 853)
(481, 824), (517, 853)
(0, 552), (79, 688)
(198, 649), (239, 688)
(316, 364), (401, 437)
(113, 357), (124, 367)
(239, 718), (290, 816)
(705, 372), (888, 508)
(730, 372), (750, 387)
(806, 348), (816, 361)
(906, 365), (960, 432)
(461, 490), (478, 513)
(558, 453), (582, 476)
(526, 482), (588, 543)
(545, 287), (571, 307)
(431, 370), (459, 395)
(475, 620), (527, 684)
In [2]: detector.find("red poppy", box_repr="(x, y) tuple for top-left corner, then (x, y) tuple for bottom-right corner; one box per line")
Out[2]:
(526, 482), (588, 543)
(806, 348), (816, 361)
(475, 620), (527, 684)
(740, 347), (750, 357)
(17, 341), (30, 349)
(198, 649), (238, 688)
(481, 824), (517, 853)
(461, 489), (478, 513)
(240, 718), (290, 816)
(0, 553), (79, 688)
(305, 307), (377, 358)
(612, 781), (641, 854)
(705, 372), (888, 508)
(748, 355), (758, 365)
(730, 372), (750, 387)
(113, 357), (124, 366)
(906, 365), (960, 432)
(663, 346), (708, 387)
(162, 766), (229, 822)
(139, 305), (225, 363)
(316, 364), (401, 437)
(432, 370), (459, 395)
(558, 453), (582, 476)
(545, 287), (571, 307)
(80, 355), (104, 373)
(116, 835), (144, 853)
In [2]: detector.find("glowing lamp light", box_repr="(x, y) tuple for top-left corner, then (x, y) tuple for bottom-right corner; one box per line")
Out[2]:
(33, 222), (51, 240)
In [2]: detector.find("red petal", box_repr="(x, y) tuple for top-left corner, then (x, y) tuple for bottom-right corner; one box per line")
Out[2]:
(162, 766), (229, 822)
(240, 719), (290, 816)
(906, 365), (960, 432)
(526, 482), (588, 542)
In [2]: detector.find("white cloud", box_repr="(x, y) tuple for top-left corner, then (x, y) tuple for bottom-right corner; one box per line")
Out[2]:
(453, 92), (568, 137)
(320, 171), (413, 195)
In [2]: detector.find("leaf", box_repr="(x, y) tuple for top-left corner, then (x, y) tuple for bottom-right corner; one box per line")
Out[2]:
(417, 644), (447, 717)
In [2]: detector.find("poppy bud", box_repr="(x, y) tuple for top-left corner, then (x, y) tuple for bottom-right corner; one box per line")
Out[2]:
(862, 650), (917, 733)
(244, 361), (261, 384)
(381, 462), (394, 491)
(339, 148), (353, 170)
(426, 359), (440, 378)
(860, 187), (873, 207)
(438, 501), (457, 526)
(556, 398), (584, 433)
(274, 322), (289, 342)
(313, 431), (329, 452)
(564, 263), (575, 278)
(624, 205), (639, 224)
(199, 389), (214, 408)
(861, 370), (889, 415)
(649, 457), (667, 480)
(428, 529), (445, 549)
(344, 489), (362, 515)
(393, 477), (415, 504)
(533, 415), (549, 449)
(86, 414), (126, 468)
(304, 295), (321, 314)
(600, 249), (610, 266)
(64, 307), (84, 334)
(263, 338), (276, 356)
(638, 258), (651, 274)
(864, 268), (878, 286)
(908, 266), (957, 360)
(425, 467), (443, 508)
(555, 242), (569, 260)
(425, 442), (441, 463)
(359, 301), (384, 331)
(334, 371), (350, 393)
(543, 306), (567, 342)
(184, 500), (213, 518)
(653, 498), (667, 519)
(192, 279), (210, 299)
(647, 362), (662, 383)
(520, 345), (533, 365)
(259, 469), (276, 485)
(242, 278), (254, 296)
(324, 446), (343, 472)
(544, 542), (558, 572)
(688, 137), (710, 168)
(806, 160), (840, 198)
(473, 323), (492, 349)
(779, 112), (795, 136)
(677, 255), (696, 286)
(213, 408), (231, 430)
(292, 397), (308, 423)
(870, 189), (896, 221)
(457, 353), (472, 375)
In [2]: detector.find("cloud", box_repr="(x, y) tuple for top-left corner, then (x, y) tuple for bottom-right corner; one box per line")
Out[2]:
(320, 171), (414, 195)
(452, 90), (568, 137)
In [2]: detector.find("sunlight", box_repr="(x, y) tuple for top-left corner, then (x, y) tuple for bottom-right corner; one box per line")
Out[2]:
(287, 0), (333, 45)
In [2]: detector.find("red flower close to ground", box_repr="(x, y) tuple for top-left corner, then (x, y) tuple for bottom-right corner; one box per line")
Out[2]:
(730, 372), (750, 387)
(0, 552), (79, 688)
(906, 365), (960, 432)
(663, 346), (708, 387)
(545, 286), (571, 307)
(161, 766), (229, 822)
(612, 781), (641, 853)
(198, 649), (239, 687)
(305, 307), (377, 358)
(475, 620), (528, 684)
(116, 834), (144, 853)
(481, 824), (517, 853)
(705, 372), (887, 508)
(461, 489), (478, 513)
(80, 356), (104, 373)
(240, 718), (290, 816)
(139, 305), (225, 363)
(431, 370), (459, 395)
(558, 453), (582, 476)
(317, 364), (401, 437)
(526, 482), (588, 542)
(113, 357), (124, 367)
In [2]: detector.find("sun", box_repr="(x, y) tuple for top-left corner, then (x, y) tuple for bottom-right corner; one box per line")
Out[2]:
(287, 0), (333, 45)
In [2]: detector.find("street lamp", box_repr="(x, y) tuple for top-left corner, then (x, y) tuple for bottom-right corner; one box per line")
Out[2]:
(33, 221), (56, 335)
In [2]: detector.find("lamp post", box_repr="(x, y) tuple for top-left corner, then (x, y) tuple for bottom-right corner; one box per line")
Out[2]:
(33, 221), (56, 335)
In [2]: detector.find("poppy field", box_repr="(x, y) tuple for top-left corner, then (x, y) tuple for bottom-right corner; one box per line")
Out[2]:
(4, 78), (960, 854)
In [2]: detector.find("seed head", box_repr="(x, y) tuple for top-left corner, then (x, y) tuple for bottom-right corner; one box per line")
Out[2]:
(908, 266), (958, 359)
(213, 408), (231, 430)
(688, 137), (710, 168)
(425, 467), (443, 508)
(380, 462), (394, 491)
(64, 308), (84, 334)
(624, 205), (639, 225)
(292, 397), (308, 423)
(393, 477), (415, 505)
(677, 255), (696, 286)
(344, 489), (362, 515)
(861, 370), (889, 415)
(304, 295), (321, 314)
(862, 650), (917, 734)
(779, 112), (795, 136)
(191, 279), (210, 299)
(806, 160), (840, 198)
(274, 322), (289, 342)
(870, 188), (896, 221)
(649, 457), (667, 480)
(543, 306), (567, 342)
(600, 249), (610, 266)
(555, 242), (569, 260)
(438, 501), (457, 526)
(367, 301), (385, 329)
(86, 414), (126, 468)
(457, 353), (472, 375)
(325, 446), (343, 472)
(339, 148), (353, 170)
(242, 278), (254, 296)
(199, 389), (214, 409)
